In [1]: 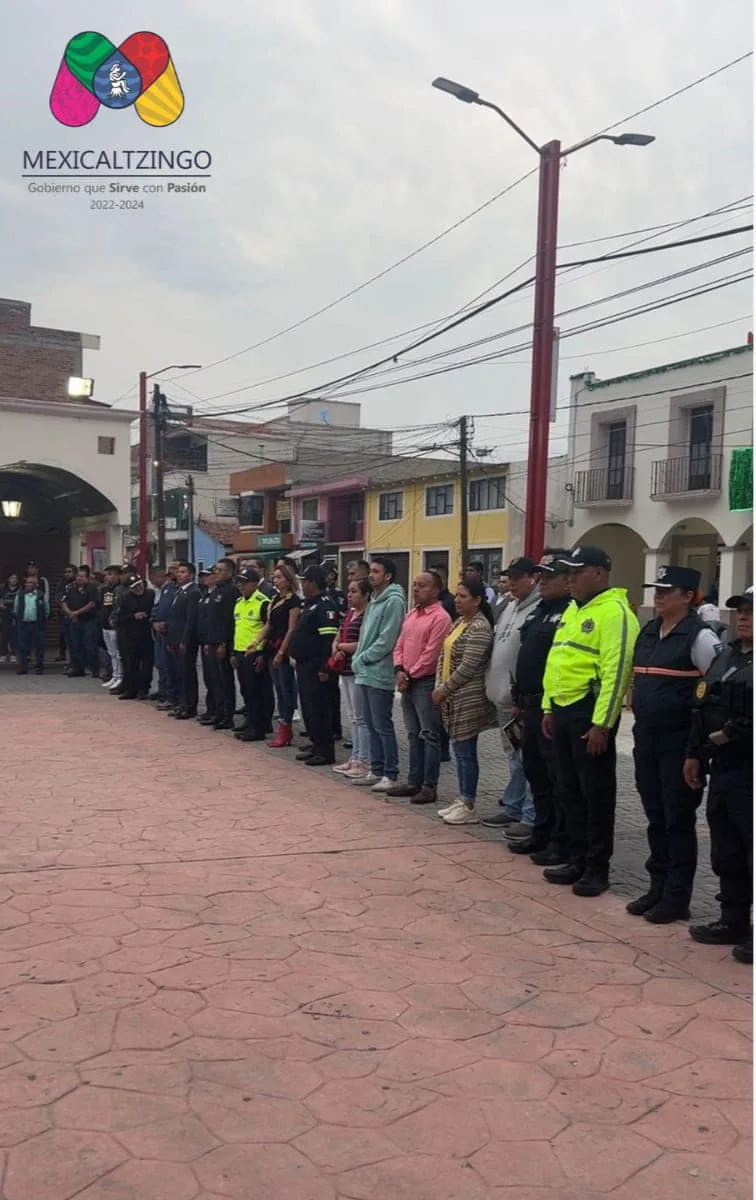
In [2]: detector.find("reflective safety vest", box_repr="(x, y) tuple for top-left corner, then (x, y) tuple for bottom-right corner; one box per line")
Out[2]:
(631, 612), (706, 732)
(233, 589), (269, 653)
(542, 587), (639, 728)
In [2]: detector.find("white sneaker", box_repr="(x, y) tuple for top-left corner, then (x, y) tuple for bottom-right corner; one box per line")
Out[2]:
(438, 800), (464, 818)
(108, 677), (122, 691)
(101, 678), (113, 688)
(333, 762), (355, 774)
(344, 763), (369, 779)
(351, 772), (379, 787)
(371, 776), (394, 793)
(443, 804), (479, 825)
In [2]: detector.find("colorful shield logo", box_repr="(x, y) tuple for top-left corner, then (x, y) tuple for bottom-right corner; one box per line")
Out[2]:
(50, 31), (184, 128)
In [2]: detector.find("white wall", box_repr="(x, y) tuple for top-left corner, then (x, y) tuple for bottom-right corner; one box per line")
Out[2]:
(0, 400), (133, 523)
(567, 346), (753, 553)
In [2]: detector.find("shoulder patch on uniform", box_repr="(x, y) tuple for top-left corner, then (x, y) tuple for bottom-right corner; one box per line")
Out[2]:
(581, 619), (595, 633)
(696, 680), (707, 699)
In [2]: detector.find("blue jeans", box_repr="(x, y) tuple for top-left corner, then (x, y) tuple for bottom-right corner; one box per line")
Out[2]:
(18, 622), (45, 670)
(453, 736), (480, 804)
(69, 619), (99, 675)
(271, 659), (297, 723)
(357, 684), (399, 781)
(498, 713), (536, 823)
(155, 633), (178, 700)
(340, 675), (369, 763)
(401, 676), (441, 788)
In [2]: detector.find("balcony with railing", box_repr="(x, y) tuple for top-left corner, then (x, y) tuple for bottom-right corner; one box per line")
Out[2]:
(650, 453), (722, 499)
(573, 465), (634, 507)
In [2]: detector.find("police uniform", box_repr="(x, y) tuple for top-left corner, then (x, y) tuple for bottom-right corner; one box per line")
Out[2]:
(629, 565), (721, 922)
(232, 577), (272, 740)
(688, 586), (753, 962)
(290, 589), (339, 764)
(541, 546), (639, 893)
(195, 581), (216, 721)
(204, 577), (238, 726)
(510, 559), (571, 861)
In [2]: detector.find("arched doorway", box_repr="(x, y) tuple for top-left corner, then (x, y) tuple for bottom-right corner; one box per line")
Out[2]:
(0, 465), (120, 646)
(570, 523), (648, 607)
(657, 517), (723, 595)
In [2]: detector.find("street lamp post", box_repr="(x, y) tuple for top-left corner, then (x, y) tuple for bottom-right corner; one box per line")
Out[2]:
(138, 365), (202, 573)
(432, 77), (654, 558)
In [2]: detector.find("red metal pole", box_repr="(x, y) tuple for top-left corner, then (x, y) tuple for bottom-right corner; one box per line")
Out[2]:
(138, 370), (148, 574)
(523, 139), (561, 560)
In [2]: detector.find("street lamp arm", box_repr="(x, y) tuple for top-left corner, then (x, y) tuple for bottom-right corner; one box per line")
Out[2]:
(475, 98), (542, 155)
(562, 131), (656, 156)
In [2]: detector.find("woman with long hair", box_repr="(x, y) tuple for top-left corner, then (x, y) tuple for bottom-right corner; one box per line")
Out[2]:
(432, 576), (497, 824)
(265, 564), (302, 748)
(331, 578), (371, 777)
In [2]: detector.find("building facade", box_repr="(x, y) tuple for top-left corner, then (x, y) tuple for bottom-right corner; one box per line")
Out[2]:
(0, 299), (133, 583)
(566, 342), (753, 614)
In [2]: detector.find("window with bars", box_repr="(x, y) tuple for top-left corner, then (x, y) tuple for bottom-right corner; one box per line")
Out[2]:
(378, 491), (403, 521)
(425, 484), (454, 516)
(606, 421), (627, 499)
(469, 476), (506, 511)
(301, 498), (319, 521)
(239, 494), (265, 527)
(688, 404), (713, 490)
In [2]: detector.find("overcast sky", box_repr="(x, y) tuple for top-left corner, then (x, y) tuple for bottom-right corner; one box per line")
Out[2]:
(2, 0), (752, 468)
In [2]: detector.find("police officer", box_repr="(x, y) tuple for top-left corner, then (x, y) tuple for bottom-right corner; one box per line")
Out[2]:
(231, 569), (272, 742)
(628, 566), (721, 924)
(196, 571), (217, 725)
(204, 559), (238, 730)
(686, 586), (753, 964)
(508, 550), (572, 864)
(541, 546), (639, 896)
(290, 565), (340, 767)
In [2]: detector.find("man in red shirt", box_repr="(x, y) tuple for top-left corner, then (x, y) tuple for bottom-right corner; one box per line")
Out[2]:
(389, 572), (453, 804)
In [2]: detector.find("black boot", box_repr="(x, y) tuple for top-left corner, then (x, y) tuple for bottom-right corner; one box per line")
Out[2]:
(626, 890), (662, 916)
(508, 837), (548, 856)
(732, 940), (753, 964)
(543, 862), (584, 886)
(689, 920), (752, 946)
(572, 869), (609, 897)
(530, 847), (568, 867)
(644, 900), (690, 924)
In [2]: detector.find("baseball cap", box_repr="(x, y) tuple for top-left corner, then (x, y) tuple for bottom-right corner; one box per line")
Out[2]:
(127, 576), (143, 589)
(557, 546), (612, 571)
(507, 556), (539, 577)
(726, 584), (753, 609)
(645, 565), (701, 591)
(236, 568), (260, 583)
(538, 551), (571, 576)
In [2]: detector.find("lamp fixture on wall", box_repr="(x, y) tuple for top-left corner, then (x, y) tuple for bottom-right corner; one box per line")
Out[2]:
(1, 500), (22, 519)
(67, 377), (94, 398)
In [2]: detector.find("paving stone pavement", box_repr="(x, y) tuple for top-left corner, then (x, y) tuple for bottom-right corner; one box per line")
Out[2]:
(0, 669), (750, 1199)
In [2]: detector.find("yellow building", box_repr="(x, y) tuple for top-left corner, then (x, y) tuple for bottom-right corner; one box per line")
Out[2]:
(364, 460), (511, 592)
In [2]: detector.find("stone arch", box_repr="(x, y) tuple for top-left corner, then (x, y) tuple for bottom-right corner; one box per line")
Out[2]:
(570, 522), (648, 607)
(656, 517), (723, 595)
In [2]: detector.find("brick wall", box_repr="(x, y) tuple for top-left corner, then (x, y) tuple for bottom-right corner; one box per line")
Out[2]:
(0, 298), (83, 402)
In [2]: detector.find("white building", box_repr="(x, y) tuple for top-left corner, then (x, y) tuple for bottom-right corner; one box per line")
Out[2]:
(566, 341), (753, 616)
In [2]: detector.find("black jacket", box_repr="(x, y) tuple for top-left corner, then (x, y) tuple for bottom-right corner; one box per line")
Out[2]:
(205, 579), (237, 645)
(513, 595), (571, 703)
(686, 640), (752, 770)
(438, 589), (457, 622)
(290, 594), (339, 669)
(115, 589), (155, 637)
(167, 582), (201, 645)
(632, 612), (706, 732)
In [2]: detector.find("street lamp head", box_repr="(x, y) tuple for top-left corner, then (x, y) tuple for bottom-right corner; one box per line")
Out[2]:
(612, 132), (655, 147)
(432, 77), (480, 104)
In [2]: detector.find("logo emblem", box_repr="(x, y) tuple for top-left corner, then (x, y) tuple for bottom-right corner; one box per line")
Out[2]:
(581, 619), (595, 633)
(50, 31), (184, 128)
(657, 567), (668, 581)
(696, 681), (707, 700)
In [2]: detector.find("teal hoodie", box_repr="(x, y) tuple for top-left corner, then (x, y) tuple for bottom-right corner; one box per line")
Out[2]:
(353, 583), (406, 691)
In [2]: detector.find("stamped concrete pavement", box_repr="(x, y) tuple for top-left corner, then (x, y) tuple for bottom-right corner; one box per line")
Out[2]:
(0, 681), (750, 1199)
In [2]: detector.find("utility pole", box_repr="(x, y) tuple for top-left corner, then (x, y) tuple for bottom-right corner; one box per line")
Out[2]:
(138, 371), (148, 574)
(152, 384), (167, 567)
(431, 78), (654, 561)
(186, 473), (195, 564)
(523, 141), (560, 560)
(459, 414), (469, 576)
